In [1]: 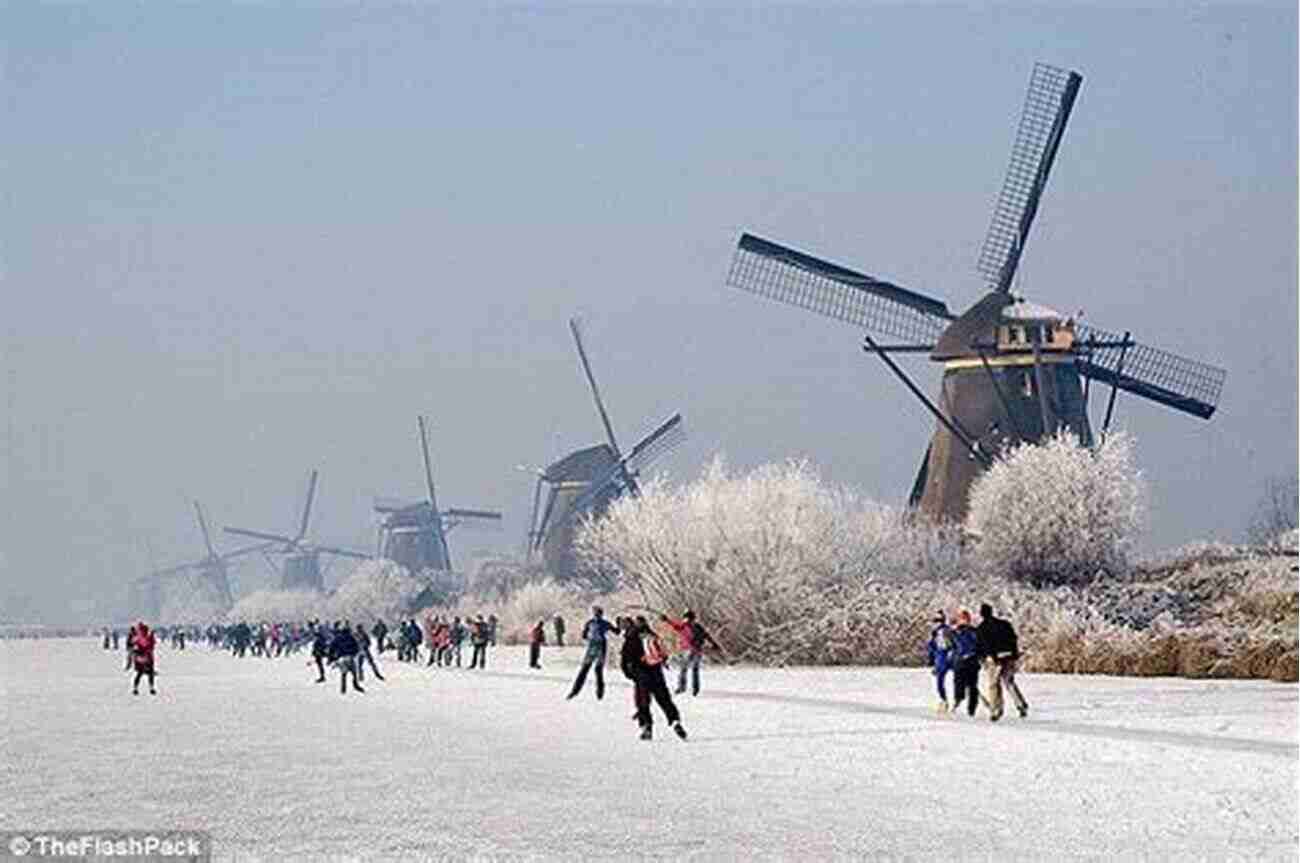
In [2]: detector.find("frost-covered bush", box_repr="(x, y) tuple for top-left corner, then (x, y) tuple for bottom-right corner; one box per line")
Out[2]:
(326, 560), (425, 623)
(224, 560), (427, 623)
(226, 588), (322, 623)
(157, 577), (226, 624)
(575, 457), (964, 661)
(965, 431), (1147, 586)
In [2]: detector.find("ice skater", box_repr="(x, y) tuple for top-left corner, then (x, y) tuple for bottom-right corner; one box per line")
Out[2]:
(976, 602), (1027, 721)
(950, 609), (981, 717)
(660, 610), (722, 696)
(129, 622), (157, 695)
(566, 606), (620, 700)
(468, 615), (490, 669)
(926, 610), (955, 713)
(310, 624), (330, 683)
(355, 623), (385, 682)
(621, 616), (687, 741)
(529, 619), (546, 669)
(329, 623), (364, 694)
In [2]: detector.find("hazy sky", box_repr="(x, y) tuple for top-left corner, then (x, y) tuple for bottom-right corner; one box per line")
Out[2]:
(4, 3), (1296, 620)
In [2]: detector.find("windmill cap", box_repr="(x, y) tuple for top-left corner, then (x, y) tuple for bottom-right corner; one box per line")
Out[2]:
(1003, 300), (1064, 322)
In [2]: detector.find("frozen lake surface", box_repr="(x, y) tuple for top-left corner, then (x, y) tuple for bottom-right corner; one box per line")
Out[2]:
(2, 639), (1296, 861)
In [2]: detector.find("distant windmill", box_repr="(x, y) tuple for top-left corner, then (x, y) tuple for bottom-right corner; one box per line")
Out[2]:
(224, 470), (370, 591)
(726, 63), (1226, 523)
(126, 502), (269, 619)
(526, 317), (685, 579)
(373, 415), (503, 574)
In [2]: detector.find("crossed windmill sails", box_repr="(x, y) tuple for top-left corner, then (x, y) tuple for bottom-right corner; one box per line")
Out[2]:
(725, 62), (1226, 522)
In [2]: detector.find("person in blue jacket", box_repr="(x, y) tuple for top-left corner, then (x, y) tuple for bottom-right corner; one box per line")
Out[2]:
(926, 610), (955, 713)
(950, 609), (982, 717)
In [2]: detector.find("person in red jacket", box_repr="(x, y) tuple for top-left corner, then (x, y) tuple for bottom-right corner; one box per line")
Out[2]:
(129, 622), (157, 696)
(660, 610), (721, 697)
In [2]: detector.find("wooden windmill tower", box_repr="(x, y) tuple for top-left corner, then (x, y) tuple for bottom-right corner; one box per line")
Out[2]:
(526, 318), (685, 580)
(727, 63), (1226, 522)
(372, 415), (502, 575)
(128, 501), (269, 619)
(224, 470), (370, 591)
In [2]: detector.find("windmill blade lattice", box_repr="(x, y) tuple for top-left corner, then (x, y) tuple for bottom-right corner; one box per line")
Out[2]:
(977, 63), (1082, 292)
(728, 233), (953, 343)
(1075, 324), (1226, 419)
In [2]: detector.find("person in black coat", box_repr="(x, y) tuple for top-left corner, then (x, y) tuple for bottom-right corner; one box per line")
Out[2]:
(310, 625), (331, 683)
(621, 616), (687, 741)
(329, 623), (364, 694)
(975, 602), (1027, 721)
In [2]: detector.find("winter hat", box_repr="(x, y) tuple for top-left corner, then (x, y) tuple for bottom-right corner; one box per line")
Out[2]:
(931, 610), (946, 623)
(979, 603), (994, 619)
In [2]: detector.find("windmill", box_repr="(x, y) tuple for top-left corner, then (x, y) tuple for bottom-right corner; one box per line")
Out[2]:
(131, 501), (271, 618)
(373, 415), (503, 577)
(526, 317), (685, 579)
(726, 63), (1226, 523)
(223, 470), (370, 591)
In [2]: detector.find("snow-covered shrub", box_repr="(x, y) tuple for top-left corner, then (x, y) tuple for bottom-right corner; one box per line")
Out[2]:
(575, 457), (964, 662)
(157, 577), (226, 625)
(325, 559), (425, 623)
(965, 431), (1146, 586)
(226, 588), (322, 623)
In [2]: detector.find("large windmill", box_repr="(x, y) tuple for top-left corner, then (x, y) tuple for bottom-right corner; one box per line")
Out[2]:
(224, 470), (370, 591)
(125, 502), (269, 620)
(526, 317), (685, 579)
(726, 63), (1226, 523)
(373, 415), (502, 574)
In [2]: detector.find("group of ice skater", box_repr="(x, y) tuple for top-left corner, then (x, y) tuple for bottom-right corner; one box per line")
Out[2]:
(561, 605), (724, 741)
(113, 598), (1029, 738)
(925, 602), (1029, 722)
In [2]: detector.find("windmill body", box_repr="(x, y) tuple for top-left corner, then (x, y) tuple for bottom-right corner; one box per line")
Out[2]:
(224, 470), (370, 593)
(917, 295), (1093, 520)
(527, 320), (685, 580)
(128, 501), (266, 620)
(372, 416), (501, 603)
(535, 443), (621, 580)
(727, 63), (1226, 524)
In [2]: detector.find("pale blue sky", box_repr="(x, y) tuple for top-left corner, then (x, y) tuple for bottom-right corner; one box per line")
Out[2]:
(4, 3), (1296, 619)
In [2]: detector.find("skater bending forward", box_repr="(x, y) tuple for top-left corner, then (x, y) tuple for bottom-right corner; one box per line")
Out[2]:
(621, 616), (687, 741)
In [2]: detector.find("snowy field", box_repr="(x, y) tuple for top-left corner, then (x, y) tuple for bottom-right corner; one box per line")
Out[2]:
(2, 639), (1296, 861)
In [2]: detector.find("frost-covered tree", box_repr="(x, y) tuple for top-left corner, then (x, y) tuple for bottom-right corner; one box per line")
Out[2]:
(1246, 475), (1299, 547)
(326, 559), (425, 622)
(965, 430), (1147, 586)
(575, 457), (963, 659)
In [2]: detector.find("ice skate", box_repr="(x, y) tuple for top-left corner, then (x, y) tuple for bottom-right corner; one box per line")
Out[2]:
(639, 726), (653, 741)
(673, 721), (688, 741)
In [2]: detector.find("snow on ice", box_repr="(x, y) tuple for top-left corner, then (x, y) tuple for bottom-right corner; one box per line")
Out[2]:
(2, 639), (1296, 860)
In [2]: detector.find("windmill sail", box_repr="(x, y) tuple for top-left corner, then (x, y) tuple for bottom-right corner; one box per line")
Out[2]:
(1075, 324), (1226, 419)
(976, 63), (1083, 293)
(728, 233), (953, 343)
